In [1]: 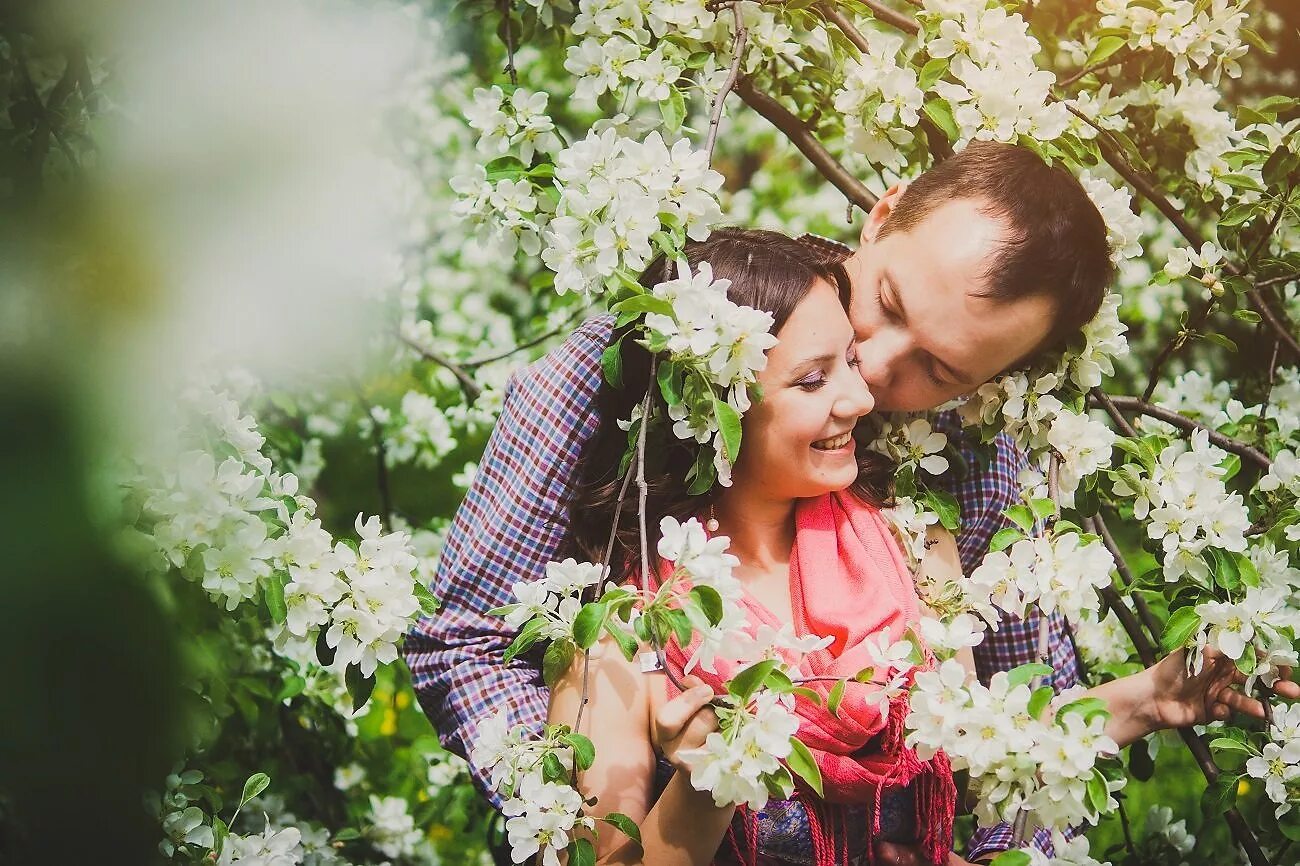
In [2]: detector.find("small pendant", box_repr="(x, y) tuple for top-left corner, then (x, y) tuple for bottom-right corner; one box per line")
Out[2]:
(705, 518), (720, 532)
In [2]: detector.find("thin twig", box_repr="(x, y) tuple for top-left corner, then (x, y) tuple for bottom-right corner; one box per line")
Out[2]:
(1089, 514), (1162, 645)
(499, 0), (518, 86)
(705, 5), (748, 162)
(464, 307), (588, 369)
(1257, 272), (1299, 289)
(1095, 395), (1272, 472)
(1089, 388), (1138, 438)
(1140, 298), (1214, 403)
(1258, 338), (1282, 444)
(734, 77), (877, 211)
(840, 0), (919, 36)
(399, 333), (483, 402)
(1055, 48), (1134, 89)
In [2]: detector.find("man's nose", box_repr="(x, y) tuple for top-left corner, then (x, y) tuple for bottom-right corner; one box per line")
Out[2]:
(856, 330), (910, 387)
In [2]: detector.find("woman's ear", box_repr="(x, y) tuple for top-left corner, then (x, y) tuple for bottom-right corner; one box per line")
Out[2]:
(861, 182), (909, 245)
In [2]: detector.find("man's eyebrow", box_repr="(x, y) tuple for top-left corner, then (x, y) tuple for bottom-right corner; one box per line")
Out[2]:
(884, 268), (975, 385)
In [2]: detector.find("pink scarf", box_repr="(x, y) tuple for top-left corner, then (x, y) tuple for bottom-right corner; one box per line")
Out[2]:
(658, 492), (955, 866)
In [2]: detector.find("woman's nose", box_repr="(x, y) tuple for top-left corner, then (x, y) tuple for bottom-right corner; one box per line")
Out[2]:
(837, 376), (875, 419)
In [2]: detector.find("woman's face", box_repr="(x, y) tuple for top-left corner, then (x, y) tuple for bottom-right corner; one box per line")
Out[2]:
(731, 279), (876, 501)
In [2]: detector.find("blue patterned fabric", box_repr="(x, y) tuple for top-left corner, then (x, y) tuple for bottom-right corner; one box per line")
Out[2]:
(404, 315), (1082, 861)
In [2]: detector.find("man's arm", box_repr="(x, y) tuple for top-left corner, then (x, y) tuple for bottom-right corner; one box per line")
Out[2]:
(403, 315), (614, 808)
(930, 411), (1083, 862)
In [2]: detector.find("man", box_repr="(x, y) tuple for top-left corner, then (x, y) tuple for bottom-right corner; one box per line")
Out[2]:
(405, 142), (1113, 864)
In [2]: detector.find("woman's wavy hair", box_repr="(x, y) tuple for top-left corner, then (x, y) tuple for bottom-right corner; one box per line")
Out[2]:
(560, 227), (895, 580)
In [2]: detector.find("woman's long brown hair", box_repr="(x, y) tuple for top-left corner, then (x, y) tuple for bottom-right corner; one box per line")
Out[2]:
(559, 228), (894, 580)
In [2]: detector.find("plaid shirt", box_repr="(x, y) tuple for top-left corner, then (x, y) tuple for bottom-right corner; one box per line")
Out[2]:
(404, 315), (1081, 861)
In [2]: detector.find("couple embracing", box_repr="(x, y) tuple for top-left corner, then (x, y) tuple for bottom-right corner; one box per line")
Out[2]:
(406, 142), (1287, 865)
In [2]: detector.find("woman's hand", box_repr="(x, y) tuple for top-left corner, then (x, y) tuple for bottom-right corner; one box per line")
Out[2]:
(654, 675), (721, 775)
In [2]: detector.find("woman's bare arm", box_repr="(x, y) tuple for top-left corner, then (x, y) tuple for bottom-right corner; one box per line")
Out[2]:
(548, 638), (736, 866)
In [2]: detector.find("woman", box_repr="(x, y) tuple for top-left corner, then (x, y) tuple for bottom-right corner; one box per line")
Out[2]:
(550, 228), (1261, 866)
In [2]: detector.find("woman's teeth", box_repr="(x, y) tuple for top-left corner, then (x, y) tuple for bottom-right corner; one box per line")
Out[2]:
(812, 432), (852, 451)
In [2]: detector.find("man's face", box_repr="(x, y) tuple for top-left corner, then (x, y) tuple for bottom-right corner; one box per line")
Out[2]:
(842, 195), (1056, 413)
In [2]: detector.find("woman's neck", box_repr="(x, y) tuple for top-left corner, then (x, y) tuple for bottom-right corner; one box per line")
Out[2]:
(712, 486), (797, 571)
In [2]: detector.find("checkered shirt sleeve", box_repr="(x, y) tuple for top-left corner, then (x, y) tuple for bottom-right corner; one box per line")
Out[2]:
(929, 413), (1082, 861)
(403, 315), (615, 809)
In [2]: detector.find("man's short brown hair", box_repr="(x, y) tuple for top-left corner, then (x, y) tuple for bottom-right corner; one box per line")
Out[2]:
(879, 141), (1115, 359)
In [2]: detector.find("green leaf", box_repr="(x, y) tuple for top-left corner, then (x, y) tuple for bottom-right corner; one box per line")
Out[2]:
(785, 737), (824, 797)
(611, 293), (673, 320)
(660, 86), (686, 132)
(543, 639), (577, 688)
(484, 155), (526, 180)
(565, 732), (596, 771)
(264, 572), (288, 624)
(1005, 505), (1035, 533)
(1201, 332), (1238, 353)
(573, 602), (608, 649)
(853, 666), (875, 683)
(1007, 662), (1052, 687)
(989, 851), (1031, 866)
(989, 527), (1023, 552)
(921, 98), (958, 142)
(1027, 685), (1054, 720)
(504, 616), (546, 663)
(1028, 498), (1057, 521)
(827, 680), (845, 717)
(1085, 35), (1126, 67)
(1232, 309), (1262, 324)
(1209, 736), (1257, 755)
(601, 340), (624, 388)
(1085, 774), (1109, 815)
(240, 773), (270, 809)
(714, 398), (743, 463)
(1129, 737), (1155, 781)
(690, 585), (724, 626)
(1209, 548), (1240, 591)
(571, 838), (596, 866)
(413, 581), (441, 617)
(1161, 607), (1203, 653)
(1237, 553), (1260, 588)
(331, 827), (362, 842)
(345, 664), (376, 713)
(728, 658), (779, 705)
(1057, 696), (1109, 723)
(604, 621), (639, 661)
(275, 675), (306, 703)
(1201, 773), (1240, 815)
(543, 751), (567, 783)
(602, 812), (643, 845)
(923, 488), (961, 531)
(917, 56), (948, 90)
(315, 628), (336, 667)
(668, 607), (694, 648)
(657, 360), (682, 405)
(212, 817), (229, 857)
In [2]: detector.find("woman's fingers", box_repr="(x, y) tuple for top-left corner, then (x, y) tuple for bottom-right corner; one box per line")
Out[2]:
(1214, 685), (1267, 720)
(655, 680), (716, 741)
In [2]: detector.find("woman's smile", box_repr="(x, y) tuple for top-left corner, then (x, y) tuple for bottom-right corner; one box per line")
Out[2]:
(810, 431), (854, 452)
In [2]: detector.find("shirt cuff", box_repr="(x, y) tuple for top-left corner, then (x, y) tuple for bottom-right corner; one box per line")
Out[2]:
(966, 823), (1060, 862)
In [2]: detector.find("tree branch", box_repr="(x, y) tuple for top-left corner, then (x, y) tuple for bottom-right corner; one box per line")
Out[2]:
(398, 333), (483, 402)
(1084, 514), (1271, 866)
(734, 76), (878, 211)
(706, 4), (748, 162)
(463, 307), (587, 369)
(814, 3), (952, 160)
(1092, 394), (1272, 472)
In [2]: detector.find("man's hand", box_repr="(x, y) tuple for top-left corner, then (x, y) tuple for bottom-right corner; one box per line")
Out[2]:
(1150, 648), (1300, 730)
